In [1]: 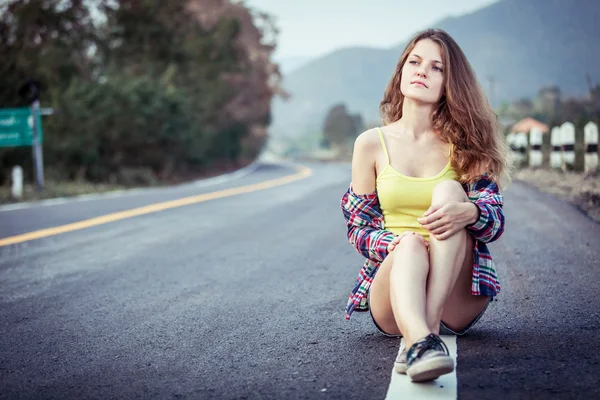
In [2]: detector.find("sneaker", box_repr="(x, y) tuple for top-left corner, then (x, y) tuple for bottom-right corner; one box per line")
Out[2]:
(394, 338), (408, 374)
(405, 334), (454, 382)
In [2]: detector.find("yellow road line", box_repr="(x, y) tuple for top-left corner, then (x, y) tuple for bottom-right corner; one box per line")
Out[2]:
(0, 164), (312, 247)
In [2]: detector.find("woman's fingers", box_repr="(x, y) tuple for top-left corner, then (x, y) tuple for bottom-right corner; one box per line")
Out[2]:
(388, 232), (410, 252)
(433, 226), (459, 240)
(420, 217), (446, 232)
(430, 224), (450, 235)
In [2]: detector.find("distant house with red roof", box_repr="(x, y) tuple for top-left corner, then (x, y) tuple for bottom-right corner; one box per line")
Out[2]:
(511, 117), (550, 134)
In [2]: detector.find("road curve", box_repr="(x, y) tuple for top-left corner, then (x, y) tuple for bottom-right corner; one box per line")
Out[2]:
(0, 161), (598, 399)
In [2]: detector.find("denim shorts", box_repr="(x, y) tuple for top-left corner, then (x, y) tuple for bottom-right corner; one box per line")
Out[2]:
(368, 294), (492, 337)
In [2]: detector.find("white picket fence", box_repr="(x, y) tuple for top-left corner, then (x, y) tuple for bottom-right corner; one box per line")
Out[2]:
(506, 121), (599, 174)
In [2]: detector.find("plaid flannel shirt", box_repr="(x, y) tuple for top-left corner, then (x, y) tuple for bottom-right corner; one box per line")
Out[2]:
(340, 174), (505, 320)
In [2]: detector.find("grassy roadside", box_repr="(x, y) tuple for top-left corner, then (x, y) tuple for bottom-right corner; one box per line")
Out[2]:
(0, 162), (253, 205)
(0, 181), (131, 204)
(512, 168), (600, 223)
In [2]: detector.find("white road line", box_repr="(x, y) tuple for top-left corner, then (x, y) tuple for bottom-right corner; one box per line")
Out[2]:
(385, 335), (457, 400)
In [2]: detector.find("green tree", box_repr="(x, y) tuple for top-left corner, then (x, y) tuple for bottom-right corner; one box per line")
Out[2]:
(0, 0), (282, 185)
(0, 0), (97, 183)
(0, 0), (96, 107)
(322, 103), (364, 150)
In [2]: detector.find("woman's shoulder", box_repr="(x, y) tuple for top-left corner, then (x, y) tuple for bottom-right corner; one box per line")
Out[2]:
(353, 127), (381, 152)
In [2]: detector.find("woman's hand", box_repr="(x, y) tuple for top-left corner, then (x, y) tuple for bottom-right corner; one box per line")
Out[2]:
(387, 231), (428, 252)
(417, 201), (479, 240)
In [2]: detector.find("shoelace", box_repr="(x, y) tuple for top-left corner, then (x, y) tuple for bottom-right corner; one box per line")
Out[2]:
(406, 334), (450, 365)
(427, 334), (450, 354)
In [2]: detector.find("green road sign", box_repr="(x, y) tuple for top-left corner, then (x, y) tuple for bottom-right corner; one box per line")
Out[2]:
(0, 107), (43, 148)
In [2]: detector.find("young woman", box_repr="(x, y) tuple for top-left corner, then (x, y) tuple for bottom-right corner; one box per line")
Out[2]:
(340, 28), (509, 383)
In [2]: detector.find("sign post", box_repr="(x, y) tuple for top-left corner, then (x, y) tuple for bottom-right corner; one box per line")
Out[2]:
(30, 100), (44, 191)
(0, 106), (45, 191)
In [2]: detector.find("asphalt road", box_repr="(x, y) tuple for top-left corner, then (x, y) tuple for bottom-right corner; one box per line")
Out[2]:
(1, 161), (599, 399)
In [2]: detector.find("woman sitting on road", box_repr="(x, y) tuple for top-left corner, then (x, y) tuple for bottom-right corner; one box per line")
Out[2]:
(340, 28), (509, 383)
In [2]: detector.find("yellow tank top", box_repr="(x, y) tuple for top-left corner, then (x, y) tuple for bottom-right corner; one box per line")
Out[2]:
(375, 127), (459, 241)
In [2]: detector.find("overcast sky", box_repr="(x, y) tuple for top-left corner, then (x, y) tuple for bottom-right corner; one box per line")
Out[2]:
(243, 0), (499, 60)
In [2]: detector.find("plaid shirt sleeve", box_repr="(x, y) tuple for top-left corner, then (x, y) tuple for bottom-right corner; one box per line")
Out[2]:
(340, 185), (395, 263)
(464, 174), (505, 243)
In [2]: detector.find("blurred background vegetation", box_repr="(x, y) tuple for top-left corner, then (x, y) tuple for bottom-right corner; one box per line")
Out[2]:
(0, 0), (285, 187)
(2, 0), (599, 197)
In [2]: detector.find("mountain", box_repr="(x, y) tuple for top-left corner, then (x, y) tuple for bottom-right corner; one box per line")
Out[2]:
(270, 0), (600, 141)
(275, 56), (312, 74)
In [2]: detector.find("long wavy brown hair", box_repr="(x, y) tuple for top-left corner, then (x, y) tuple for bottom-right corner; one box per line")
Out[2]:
(380, 29), (510, 185)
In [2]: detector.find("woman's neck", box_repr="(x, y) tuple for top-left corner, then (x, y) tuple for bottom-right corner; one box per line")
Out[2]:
(392, 98), (436, 139)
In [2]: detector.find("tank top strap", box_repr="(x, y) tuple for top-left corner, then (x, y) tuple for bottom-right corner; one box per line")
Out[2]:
(376, 127), (390, 165)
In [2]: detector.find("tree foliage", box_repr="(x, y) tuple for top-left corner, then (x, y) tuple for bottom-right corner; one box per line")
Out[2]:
(321, 103), (364, 150)
(0, 0), (282, 185)
(497, 84), (600, 133)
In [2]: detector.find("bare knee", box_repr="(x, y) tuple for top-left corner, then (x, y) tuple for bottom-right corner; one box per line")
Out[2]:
(431, 180), (467, 203)
(395, 234), (428, 255)
(391, 234), (429, 272)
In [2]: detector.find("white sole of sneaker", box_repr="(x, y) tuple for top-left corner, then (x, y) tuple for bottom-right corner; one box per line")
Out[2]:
(394, 362), (407, 374)
(406, 356), (454, 382)
(394, 339), (407, 374)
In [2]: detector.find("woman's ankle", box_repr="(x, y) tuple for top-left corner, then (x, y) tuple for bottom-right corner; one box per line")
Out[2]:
(402, 326), (432, 349)
(428, 323), (441, 336)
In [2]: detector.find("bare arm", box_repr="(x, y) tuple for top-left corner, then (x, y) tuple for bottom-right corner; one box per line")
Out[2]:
(351, 130), (377, 194)
(341, 130), (398, 259)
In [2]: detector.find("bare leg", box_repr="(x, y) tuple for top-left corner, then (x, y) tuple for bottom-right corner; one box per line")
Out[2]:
(370, 234), (431, 348)
(370, 182), (491, 338)
(441, 232), (491, 331)
(390, 234), (432, 347)
(425, 180), (489, 333)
